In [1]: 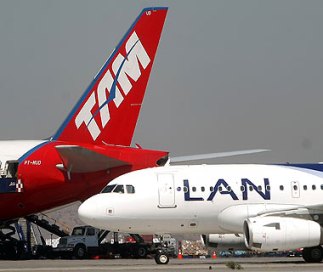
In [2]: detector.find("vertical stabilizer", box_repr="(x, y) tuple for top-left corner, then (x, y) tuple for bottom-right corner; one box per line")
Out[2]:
(53, 7), (168, 146)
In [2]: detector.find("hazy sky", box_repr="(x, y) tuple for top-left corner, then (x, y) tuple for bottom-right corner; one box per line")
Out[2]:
(0, 0), (323, 164)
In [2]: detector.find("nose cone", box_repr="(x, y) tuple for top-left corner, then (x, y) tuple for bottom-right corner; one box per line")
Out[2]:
(78, 195), (101, 226)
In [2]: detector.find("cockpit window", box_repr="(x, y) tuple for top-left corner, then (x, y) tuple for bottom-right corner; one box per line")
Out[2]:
(126, 185), (135, 194)
(101, 184), (133, 194)
(113, 184), (124, 193)
(101, 184), (116, 193)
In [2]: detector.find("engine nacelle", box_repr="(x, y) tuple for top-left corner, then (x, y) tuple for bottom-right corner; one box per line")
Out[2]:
(203, 234), (248, 251)
(243, 216), (323, 251)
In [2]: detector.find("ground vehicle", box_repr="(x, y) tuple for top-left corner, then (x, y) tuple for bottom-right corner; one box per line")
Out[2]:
(54, 226), (152, 259)
(55, 226), (100, 258)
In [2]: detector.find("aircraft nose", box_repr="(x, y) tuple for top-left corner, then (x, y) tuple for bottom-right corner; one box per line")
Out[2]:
(78, 196), (101, 225)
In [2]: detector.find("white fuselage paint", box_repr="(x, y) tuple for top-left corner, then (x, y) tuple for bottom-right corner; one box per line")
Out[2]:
(79, 165), (323, 234)
(0, 140), (45, 168)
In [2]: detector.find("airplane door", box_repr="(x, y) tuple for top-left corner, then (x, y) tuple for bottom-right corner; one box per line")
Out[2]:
(291, 181), (300, 198)
(157, 173), (176, 208)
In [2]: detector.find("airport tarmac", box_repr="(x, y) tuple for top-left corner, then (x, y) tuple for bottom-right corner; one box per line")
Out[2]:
(0, 257), (322, 272)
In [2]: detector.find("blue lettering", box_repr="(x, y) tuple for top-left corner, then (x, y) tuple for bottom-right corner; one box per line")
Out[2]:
(183, 180), (204, 201)
(207, 179), (238, 201)
(241, 178), (271, 200)
(182, 178), (271, 202)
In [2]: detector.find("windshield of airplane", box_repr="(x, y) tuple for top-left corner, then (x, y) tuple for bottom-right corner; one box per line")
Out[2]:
(113, 185), (124, 193)
(101, 184), (135, 194)
(101, 184), (116, 193)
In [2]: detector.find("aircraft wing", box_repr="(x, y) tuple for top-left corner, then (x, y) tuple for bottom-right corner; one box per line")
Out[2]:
(55, 145), (129, 173)
(170, 149), (270, 164)
(257, 204), (323, 217)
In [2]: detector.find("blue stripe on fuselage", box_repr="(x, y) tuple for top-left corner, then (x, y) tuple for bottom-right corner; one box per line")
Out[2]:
(278, 163), (323, 172)
(18, 141), (48, 164)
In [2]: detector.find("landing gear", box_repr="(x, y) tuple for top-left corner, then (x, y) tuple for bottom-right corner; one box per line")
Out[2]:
(152, 234), (175, 265)
(154, 252), (169, 264)
(302, 246), (323, 263)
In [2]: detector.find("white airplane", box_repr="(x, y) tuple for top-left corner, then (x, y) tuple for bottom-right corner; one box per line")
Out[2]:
(79, 163), (323, 264)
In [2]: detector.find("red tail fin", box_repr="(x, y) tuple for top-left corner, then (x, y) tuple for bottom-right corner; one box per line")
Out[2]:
(53, 7), (168, 146)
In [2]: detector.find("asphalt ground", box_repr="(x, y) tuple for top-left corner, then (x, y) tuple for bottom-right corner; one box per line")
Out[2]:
(0, 257), (322, 272)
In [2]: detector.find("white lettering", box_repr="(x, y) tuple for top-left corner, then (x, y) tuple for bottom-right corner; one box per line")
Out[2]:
(112, 32), (150, 95)
(75, 31), (150, 140)
(75, 93), (101, 140)
(97, 70), (123, 128)
(24, 160), (42, 166)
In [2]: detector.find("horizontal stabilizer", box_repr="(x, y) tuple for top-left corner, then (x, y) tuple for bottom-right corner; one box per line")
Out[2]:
(55, 145), (129, 173)
(170, 149), (270, 163)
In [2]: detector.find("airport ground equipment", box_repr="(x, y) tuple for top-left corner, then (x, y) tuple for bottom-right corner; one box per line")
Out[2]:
(53, 225), (153, 259)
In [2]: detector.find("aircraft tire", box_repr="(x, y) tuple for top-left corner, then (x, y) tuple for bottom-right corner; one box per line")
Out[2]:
(154, 253), (169, 264)
(302, 246), (323, 263)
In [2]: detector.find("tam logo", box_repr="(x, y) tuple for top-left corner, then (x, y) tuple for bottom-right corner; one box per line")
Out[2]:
(75, 31), (151, 140)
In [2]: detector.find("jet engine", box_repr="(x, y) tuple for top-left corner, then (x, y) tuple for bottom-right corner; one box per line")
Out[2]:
(243, 216), (323, 251)
(202, 234), (248, 251)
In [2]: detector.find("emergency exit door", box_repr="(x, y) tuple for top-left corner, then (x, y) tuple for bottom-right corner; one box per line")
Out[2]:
(157, 173), (176, 208)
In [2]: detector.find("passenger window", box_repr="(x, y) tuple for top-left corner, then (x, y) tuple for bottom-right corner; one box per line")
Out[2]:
(312, 185), (316, 190)
(177, 187), (181, 192)
(219, 186), (223, 192)
(210, 186), (214, 192)
(266, 185), (271, 191)
(126, 185), (135, 194)
(201, 187), (205, 192)
(183, 186), (188, 193)
(192, 187), (196, 192)
(279, 185), (284, 191)
(227, 186), (231, 192)
(113, 185), (124, 193)
(240, 185), (245, 192)
(101, 184), (116, 193)
(249, 186), (253, 191)
(257, 186), (262, 191)
(293, 185), (298, 190)
(304, 185), (307, 190)
(321, 185), (323, 190)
